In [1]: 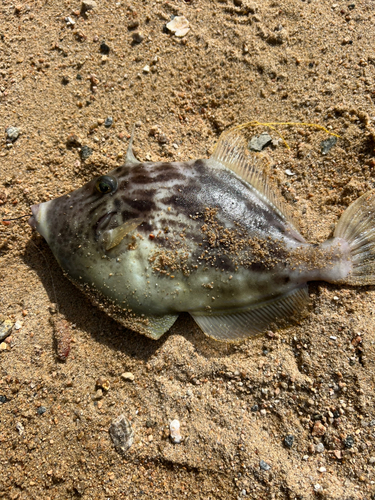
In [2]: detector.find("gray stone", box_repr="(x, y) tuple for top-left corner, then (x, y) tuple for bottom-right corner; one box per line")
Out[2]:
(109, 414), (134, 455)
(6, 126), (20, 143)
(80, 145), (93, 160)
(320, 136), (337, 155)
(259, 459), (271, 471)
(104, 117), (113, 128)
(248, 132), (272, 152)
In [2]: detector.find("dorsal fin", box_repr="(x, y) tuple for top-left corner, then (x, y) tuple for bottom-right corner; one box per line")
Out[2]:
(211, 127), (300, 230)
(126, 125), (140, 165)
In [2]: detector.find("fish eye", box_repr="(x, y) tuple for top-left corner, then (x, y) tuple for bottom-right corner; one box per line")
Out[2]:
(95, 175), (118, 195)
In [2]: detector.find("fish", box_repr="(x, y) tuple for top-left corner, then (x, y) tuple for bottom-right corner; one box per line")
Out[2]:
(28, 127), (375, 341)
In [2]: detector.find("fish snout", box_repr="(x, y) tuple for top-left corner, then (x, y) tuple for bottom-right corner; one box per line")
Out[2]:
(28, 204), (40, 229)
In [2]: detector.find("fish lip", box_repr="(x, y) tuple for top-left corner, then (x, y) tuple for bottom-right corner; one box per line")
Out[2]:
(95, 211), (117, 234)
(28, 204), (39, 229)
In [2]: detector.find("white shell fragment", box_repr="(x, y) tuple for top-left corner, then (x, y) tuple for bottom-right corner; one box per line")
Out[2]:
(166, 16), (190, 37)
(16, 422), (24, 436)
(285, 169), (295, 176)
(169, 419), (182, 444)
(109, 414), (134, 455)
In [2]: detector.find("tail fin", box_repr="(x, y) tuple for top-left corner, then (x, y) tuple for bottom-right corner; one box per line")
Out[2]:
(334, 190), (375, 285)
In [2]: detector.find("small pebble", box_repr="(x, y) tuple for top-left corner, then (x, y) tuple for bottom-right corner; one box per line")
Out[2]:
(121, 372), (135, 382)
(318, 466), (326, 473)
(320, 136), (337, 155)
(0, 318), (13, 341)
(344, 435), (354, 449)
(158, 133), (168, 144)
(259, 459), (271, 471)
(128, 20), (139, 30)
(284, 434), (295, 449)
(248, 133), (272, 152)
(16, 422), (24, 435)
(0, 395), (8, 404)
(131, 32), (144, 43)
(14, 320), (22, 330)
(100, 42), (110, 54)
(96, 377), (110, 391)
(94, 389), (103, 399)
(368, 457), (375, 464)
(109, 414), (134, 455)
(6, 126), (20, 143)
(314, 484), (323, 493)
(81, 0), (97, 11)
(66, 133), (82, 147)
(0, 342), (9, 351)
(285, 169), (295, 176)
(311, 421), (326, 436)
(37, 406), (47, 415)
(143, 65), (150, 73)
(104, 117), (113, 128)
(251, 404), (259, 412)
(315, 442), (325, 453)
(169, 419), (182, 444)
(80, 145), (93, 160)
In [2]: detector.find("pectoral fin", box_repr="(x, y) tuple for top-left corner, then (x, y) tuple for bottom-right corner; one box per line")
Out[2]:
(104, 218), (143, 251)
(190, 286), (309, 341)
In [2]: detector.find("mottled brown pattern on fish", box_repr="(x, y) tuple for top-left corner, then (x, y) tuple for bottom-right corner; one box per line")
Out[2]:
(31, 126), (375, 343)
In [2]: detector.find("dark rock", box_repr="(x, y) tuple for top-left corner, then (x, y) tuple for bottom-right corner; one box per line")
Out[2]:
(251, 404), (259, 412)
(104, 117), (113, 128)
(284, 434), (295, 449)
(37, 406), (47, 415)
(344, 435), (354, 449)
(100, 42), (110, 55)
(0, 395), (8, 403)
(80, 145), (93, 160)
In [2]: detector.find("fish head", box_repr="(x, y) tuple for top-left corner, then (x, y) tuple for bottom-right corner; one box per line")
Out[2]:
(28, 167), (144, 282)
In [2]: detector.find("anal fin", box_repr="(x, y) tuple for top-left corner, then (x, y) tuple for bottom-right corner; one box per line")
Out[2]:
(190, 286), (309, 341)
(143, 314), (179, 340)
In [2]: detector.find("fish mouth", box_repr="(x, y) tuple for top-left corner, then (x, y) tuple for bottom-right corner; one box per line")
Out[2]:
(95, 211), (117, 235)
(28, 204), (40, 229)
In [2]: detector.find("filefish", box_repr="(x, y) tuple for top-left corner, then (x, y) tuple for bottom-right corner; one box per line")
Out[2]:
(28, 127), (375, 341)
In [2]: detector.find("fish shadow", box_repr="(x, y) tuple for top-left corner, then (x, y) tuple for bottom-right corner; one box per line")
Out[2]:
(22, 236), (233, 362)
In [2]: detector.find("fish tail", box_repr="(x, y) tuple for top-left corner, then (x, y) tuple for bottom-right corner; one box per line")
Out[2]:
(333, 190), (375, 285)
